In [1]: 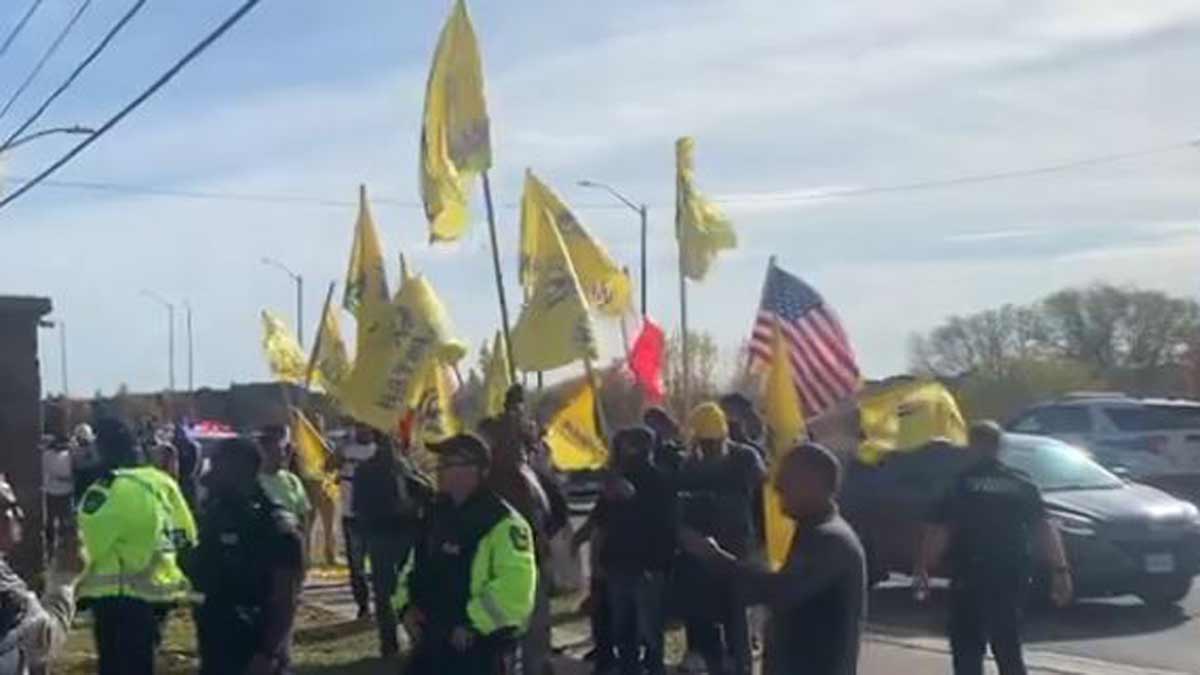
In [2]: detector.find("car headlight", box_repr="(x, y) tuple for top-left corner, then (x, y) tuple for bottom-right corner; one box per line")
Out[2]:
(1049, 512), (1097, 537)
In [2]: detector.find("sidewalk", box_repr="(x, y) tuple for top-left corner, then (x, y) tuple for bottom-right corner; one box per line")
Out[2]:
(302, 576), (1187, 675)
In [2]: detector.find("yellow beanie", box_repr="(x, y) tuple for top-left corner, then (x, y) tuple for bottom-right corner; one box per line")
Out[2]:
(688, 402), (728, 441)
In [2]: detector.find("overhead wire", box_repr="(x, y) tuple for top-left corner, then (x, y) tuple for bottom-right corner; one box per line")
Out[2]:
(0, 0), (265, 211)
(0, 0), (46, 62)
(5, 135), (1198, 212)
(2, 0), (148, 151)
(0, 0), (94, 121)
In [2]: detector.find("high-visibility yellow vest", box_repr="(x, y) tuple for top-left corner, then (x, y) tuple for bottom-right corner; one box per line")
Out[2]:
(76, 466), (193, 603)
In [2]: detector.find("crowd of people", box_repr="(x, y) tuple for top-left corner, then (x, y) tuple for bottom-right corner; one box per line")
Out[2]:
(0, 383), (1074, 675)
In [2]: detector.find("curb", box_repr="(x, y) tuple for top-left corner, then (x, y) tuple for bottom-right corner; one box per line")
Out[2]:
(865, 629), (1190, 675)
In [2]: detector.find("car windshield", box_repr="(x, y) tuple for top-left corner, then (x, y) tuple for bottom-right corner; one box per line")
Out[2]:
(1000, 436), (1123, 491)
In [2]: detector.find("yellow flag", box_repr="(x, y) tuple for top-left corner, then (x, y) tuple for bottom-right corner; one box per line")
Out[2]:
(420, 0), (491, 243)
(545, 380), (608, 471)
(261, 310), (307, 384)
(675, 137), (736, 281)
(414, 359), (460, 445)
(520, 170), (633, 316)
(339, 273), (466, 432)
(290, 407), (338, 502)
(307, 291), (351, 393)
(764, 320), (806, 570)
(858, 379), (967, 465)
(343, 185), (391, 351)
(510, 214), (597, 372)
(482, 330), (511, 418)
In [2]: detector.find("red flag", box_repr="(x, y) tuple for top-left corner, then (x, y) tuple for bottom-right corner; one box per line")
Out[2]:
(628, 317), (665, 403)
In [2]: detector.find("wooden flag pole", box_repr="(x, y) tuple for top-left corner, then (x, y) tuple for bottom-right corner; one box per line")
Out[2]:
(480, 171), (516, 382)
(676, 220), (692, 412)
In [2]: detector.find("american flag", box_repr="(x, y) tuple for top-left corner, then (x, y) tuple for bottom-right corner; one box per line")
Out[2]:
(749, 264), (860, 416)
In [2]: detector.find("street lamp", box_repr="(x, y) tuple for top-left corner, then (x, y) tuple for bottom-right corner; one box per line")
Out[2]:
(183, 301), (194, 394)
(577, 179), (648, 317)
(261, 257), (304, 347)
(140, 290), (175, 393)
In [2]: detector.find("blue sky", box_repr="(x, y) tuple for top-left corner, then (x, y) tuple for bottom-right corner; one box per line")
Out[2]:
(1, 0), (1199, 396)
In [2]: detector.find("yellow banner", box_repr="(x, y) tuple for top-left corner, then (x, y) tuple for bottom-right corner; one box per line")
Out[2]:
(420, 0), (491, 242)
(545, 380), (608, 471)
(290, 407), (338, 502)
(675, 137), (737, 281)
(481, 330), (510, 418)
(764, 320), (806, 569)
(307, 291), (351, 394)
(261, 310), (306, 384)
(414, 359), (460, 445)
(343, 185), (391, 352)
(520, 170), (632, 316)
(859, 379), (967, 465)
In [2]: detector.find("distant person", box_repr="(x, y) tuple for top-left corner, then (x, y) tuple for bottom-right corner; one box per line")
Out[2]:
(42, 437), (75, 558)
(681, 442), (866, 675)
(77, 418), (194, 675)
(674, 403), (766, 675)
(70, 423), (102, 501)
(147, 443), (179, 481)
(353, 433), (433, 658)
(184, 438), (304, 675)
(171, 425), (201, 511)
(0, 472), (84, 674)
(643, 407), (686, 473)
(916, 422), (1072, 675)
(394, 433), (537, 675)
(257, 425), (312, 528)
(335, 424), (379, 618)
(594, 427), (678, 675)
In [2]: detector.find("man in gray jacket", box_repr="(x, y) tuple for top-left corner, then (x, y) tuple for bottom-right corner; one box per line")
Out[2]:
(682, 443), (865, 675)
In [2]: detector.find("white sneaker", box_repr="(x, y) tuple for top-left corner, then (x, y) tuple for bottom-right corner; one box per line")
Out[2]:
(677, 651), (707, 674)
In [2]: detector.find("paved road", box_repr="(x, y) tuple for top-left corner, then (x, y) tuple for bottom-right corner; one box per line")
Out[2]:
(869, 578), (1198, 673)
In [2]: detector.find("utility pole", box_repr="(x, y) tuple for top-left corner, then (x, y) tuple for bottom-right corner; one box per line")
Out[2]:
(140, 290), (176, 392)
(262, 257), (304, 347)
(184, 302), (194, 394)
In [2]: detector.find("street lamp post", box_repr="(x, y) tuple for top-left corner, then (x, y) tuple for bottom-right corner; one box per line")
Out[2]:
(140, 290), (176, 392)
(261, 257), (304, 347)
(577, 180), (648, 317)
(184, 301), (194, 394)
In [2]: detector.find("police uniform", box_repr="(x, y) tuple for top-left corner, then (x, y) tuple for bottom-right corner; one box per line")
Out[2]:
(183, 484), (304, 675)
(393, 434), (538, 675)
(934, 457), (1046, 675)
(77, 466), (196, 675)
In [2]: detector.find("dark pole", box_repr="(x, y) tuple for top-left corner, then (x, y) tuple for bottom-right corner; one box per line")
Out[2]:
(481, 170), (515, 380)
(639, 204), (648, 317)
(59, 320), (68, 397)
(185, 303), (194, 394)
(167, 303), (176, 393)
(296, 274), (304, 349)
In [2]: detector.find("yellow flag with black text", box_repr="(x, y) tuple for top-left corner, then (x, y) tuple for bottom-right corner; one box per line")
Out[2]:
(343, 185), (391, 351)
(339, 273), (466, 432)
(675, 137), (736, 281)
(764, 320), (806, 570)
(545, 380), (608, 471)
(520, 170), (632, 316)
(261, 310), (306, 384)
(307, 292), (351, 393)
(414, 359), (460, 445)
(481, 331), (510, 418)
(421, 0), (491, 243)
(510, 213), (597, 372)
(858, 379), (967, 465)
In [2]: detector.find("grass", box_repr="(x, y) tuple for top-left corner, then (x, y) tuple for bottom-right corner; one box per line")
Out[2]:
(57, 604), (389, 675)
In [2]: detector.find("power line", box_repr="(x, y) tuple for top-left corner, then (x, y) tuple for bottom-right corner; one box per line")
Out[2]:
(6, 134), (1197, 213)
(2, 0), (148, 151)
(0, 0), (94, 121)
(0, 0), (46, 62)
(0, 0), (265, 212)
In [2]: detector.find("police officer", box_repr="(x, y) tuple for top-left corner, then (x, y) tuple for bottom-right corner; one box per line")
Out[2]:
(394, 433), (538, 675)
(76, 418), (195, 675)
(182, 437), (304, 675)
(915, 421), (1073, 675)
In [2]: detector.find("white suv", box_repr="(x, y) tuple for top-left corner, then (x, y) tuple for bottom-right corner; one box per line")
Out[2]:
(1006, 394), (1200, 477)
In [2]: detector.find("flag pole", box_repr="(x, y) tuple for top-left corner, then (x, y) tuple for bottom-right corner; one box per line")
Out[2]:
(305, 282), (337, 391)
(676, 217), (691, 412)
(481, 170), (516, 381)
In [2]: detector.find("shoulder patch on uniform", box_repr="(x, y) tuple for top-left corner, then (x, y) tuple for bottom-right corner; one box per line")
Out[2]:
(509, 524), (530, 552)
(80, 490), (107, 515)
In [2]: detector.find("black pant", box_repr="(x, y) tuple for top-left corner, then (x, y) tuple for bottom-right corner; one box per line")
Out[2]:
(365, 529), (412, 656)
(92, 597), (159, 675)
(44, 493), (73, 557)
(342, 517), (369, 612)
(590, 577), (615, 668)
(407, 632), (519, 675)
(608, 570), (666, 675)
(949, 576), (1028, 675)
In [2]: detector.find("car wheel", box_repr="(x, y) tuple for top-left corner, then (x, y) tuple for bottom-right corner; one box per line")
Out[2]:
(1137, 575), (1192, 609)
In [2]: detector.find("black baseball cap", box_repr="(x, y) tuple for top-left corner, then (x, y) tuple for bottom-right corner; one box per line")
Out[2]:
(430, 433), (491, 469)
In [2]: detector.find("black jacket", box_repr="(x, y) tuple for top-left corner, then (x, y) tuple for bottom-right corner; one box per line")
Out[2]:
(596, 460), (678, 574)
(352, 453), (434, 535)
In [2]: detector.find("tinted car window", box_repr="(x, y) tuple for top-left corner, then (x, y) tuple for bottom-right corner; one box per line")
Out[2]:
(1000, 436), (1122, 491)
(1102, 406), (1160, 431)
(1146, 405), (1200, 430)
(1036, 406), (1092, 434)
